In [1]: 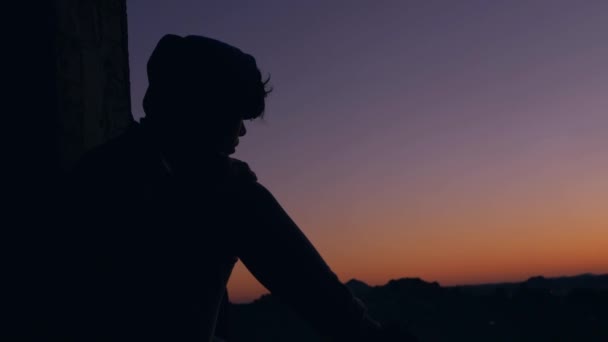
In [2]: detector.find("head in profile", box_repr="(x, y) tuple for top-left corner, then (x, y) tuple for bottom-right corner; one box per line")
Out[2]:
(142, 34), (272, 161)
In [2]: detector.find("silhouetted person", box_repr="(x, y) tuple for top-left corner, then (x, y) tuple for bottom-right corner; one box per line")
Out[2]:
(66, 34), (416, 341)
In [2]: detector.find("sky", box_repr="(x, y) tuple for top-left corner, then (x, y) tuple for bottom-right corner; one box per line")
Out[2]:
(127, 0), (608, 302)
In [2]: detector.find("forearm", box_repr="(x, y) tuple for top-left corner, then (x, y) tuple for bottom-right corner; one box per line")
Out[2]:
(235, 183), (387, 340)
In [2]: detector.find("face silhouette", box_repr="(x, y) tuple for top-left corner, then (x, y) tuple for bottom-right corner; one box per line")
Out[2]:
(156, 109), (248, 164)
(218, 118), (247, 155)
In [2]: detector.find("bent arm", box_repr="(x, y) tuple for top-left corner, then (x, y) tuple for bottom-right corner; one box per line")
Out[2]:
(234, 182), (385, 341)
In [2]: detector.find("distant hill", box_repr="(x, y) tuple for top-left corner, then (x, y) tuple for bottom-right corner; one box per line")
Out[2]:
(455, 273), (608, 296)
(230, 274), (608, 341)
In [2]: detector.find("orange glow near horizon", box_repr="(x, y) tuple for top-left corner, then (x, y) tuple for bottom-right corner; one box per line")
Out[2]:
(229, 227), (608, 303)
(228, 156), (608, 302)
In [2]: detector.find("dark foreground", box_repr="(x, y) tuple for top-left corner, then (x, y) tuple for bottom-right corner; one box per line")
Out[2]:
(230, 274), (608, 341)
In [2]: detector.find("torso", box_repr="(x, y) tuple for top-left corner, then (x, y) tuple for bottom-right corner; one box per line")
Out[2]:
(67, 124), (242, 341)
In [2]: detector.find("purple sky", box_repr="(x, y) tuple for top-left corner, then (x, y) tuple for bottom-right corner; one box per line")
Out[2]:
(127, 1), (608, 301)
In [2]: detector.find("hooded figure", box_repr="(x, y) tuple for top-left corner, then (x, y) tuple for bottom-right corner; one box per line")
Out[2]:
(64, 34), (416, 342)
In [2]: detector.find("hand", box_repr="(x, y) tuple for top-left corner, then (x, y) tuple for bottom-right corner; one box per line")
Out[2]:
(227, 158), (257, 182)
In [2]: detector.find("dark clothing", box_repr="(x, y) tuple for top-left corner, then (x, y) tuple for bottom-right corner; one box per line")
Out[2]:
(62, 123), (387, 341)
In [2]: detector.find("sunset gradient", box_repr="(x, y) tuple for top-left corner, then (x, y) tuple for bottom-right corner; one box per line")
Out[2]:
(128, 0), (608, 302)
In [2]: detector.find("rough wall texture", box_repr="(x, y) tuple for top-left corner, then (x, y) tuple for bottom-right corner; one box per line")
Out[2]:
(54, 0), (133, 169)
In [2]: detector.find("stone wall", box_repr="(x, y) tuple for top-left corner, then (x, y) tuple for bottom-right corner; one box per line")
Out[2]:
(54, 0), (133, 169)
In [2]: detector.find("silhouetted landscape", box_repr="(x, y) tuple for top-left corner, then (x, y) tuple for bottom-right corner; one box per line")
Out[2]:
(230, 274), (608, 341)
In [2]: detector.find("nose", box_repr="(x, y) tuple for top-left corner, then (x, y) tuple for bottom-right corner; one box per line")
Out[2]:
(239, 122), (247, 137)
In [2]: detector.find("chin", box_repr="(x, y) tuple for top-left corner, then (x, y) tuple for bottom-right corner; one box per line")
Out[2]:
(225, 147), (236, 155)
